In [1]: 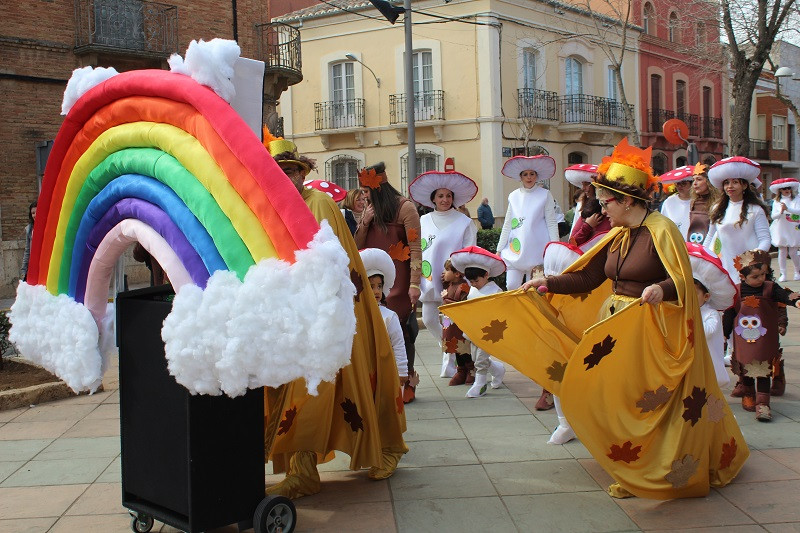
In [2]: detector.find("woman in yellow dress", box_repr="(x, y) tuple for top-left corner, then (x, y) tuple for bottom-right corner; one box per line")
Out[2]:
(442, 139), (748, 499)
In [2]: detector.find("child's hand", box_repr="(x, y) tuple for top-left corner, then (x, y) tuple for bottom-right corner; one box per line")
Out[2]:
(795, 299), (800, 309)
(441, 289), (448, 299)
(779, 326), (787, 336)
(790, 291), (800, 299)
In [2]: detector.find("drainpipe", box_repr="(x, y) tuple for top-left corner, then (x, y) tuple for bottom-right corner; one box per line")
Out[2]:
(232, 0), (239, 42)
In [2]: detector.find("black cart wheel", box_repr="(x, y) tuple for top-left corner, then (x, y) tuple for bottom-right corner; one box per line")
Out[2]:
(130, 513), (154, 533)
(253, 495), (296, 533)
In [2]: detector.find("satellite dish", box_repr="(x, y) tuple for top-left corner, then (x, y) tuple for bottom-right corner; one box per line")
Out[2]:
(663, 118), (689, 145)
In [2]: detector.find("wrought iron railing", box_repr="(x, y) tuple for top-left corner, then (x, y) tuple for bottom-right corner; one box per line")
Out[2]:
(647, 108), (716, 138)
(749, 139), (769, 160)
(389, 90), (445, 123)
(701, 116), (723, 139)
(517, 89), (559, 121)
(74, 0), (178, 57)
(314, 99), (365, 130)
(559, 94), (633, 128)
(255, 22), (302, 75)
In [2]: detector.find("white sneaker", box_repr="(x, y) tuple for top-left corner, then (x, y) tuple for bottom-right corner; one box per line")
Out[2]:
(440, 353), (456, 378)
(548, 418), (576, 445)
(794, 273), (800, 281)
(489, 360), (505, 389)
(779, 274), (787, 282)
(466, 373), (488, 398)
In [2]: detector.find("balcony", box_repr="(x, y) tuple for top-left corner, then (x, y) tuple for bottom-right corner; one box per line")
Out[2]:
(749, 139), (769, 160)
(74, 0), (178, 58)
(518, 90), (633, 129)
(314, 99), (365, 131)
(647, 109), (699, 136)
(389, 91), (445, 124)
(701, 116), (723, 139)
(255, 22), (303, 92)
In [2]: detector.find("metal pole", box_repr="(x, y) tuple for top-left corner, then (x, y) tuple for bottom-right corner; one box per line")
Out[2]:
(404, 0), (416, 185)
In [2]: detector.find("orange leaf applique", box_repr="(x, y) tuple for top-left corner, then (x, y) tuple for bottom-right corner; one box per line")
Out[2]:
(388, 241), (411, 261)
(742, 295), (761, 308)
(444, 337), (459, 354)
(607, 441), (642, 463)
(687, 318), (695, 346)
(546, 360), (567, 383)
(636, 385), (672, 413)
(719, 437), (737, 469)
(277, 406), (298, 436)
(359, 168), (383, 189)
(481, 319), (507, 342)
(665, 454), (699, 488)
(407, 228), (420, 241)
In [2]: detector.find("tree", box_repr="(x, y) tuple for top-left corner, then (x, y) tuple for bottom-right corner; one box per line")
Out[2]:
(722, 0), (798, 156)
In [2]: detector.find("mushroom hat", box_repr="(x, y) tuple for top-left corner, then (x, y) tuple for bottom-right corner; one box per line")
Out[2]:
(450, 246), (506, 278)
(686, 243), (736, 311)
(708, 156), (761, 189)
(409, 171), (478, 209)
(543, 241), (583, 276)
(501, 155), (556, 181)
(359, 248), (396, 296)
(659, 165), (695, 184)
(564, 163), (598, 187)
(303, 179), (347, 202)
(768, 177), (800, 195)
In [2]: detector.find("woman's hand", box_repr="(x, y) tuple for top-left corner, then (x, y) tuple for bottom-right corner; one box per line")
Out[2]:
(780, 202), (787, 213)
(360, 205), (375, 226)
(586, 213), (603, 228)
(521, 277), (548, 292)
(641, 284), (664, 305)
(409, 286), (421, 308)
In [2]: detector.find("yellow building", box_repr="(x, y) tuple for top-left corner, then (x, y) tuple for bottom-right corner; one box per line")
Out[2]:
(276, 0), (640, 218)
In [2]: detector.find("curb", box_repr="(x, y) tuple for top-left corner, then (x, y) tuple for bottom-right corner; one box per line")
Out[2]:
(0, 380), (76, 411)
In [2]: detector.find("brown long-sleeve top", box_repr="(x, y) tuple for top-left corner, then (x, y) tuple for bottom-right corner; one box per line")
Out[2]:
(547, 228), (678, 301)
(355, 199), (422, 286)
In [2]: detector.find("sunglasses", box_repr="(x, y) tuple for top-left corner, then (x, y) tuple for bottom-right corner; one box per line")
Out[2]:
(598, 198), (617, 209)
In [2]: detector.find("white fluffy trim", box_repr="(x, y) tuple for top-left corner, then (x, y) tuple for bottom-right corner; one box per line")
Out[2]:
(168, 38), (241, 103)
(8, 282), (108, 393)
(61, 66), (119, 116)
(162, 221), (357, 397)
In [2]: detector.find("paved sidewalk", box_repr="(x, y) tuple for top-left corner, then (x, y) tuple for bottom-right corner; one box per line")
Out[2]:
(2, 295), (800, 532)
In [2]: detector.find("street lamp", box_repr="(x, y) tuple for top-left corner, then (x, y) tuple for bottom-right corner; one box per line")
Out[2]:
(345, 54), (380, 87)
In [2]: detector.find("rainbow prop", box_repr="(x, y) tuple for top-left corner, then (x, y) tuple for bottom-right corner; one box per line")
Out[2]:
(26, 69), (319, 321)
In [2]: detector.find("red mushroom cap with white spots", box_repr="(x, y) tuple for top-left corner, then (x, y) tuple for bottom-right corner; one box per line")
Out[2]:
(564, 163), (598, 186)
(659, 165), (694, 183)
(450, 246), (506, 278)
(707, 156), (761, 189)
(303, 179), (347, 202)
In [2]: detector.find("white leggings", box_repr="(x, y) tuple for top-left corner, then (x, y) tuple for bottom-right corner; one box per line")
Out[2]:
(778, 247), (800, 275)
(506, 269), (527, 291)
(421, 301), (443, 343)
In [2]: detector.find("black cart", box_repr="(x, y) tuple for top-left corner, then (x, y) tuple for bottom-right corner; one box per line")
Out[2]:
(116, 286), (296, 533)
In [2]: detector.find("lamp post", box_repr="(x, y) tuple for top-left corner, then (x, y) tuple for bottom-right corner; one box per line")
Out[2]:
(345, 54), (380, 87)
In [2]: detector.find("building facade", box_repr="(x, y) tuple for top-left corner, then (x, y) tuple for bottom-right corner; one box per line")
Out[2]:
(275, 0), (639, 222)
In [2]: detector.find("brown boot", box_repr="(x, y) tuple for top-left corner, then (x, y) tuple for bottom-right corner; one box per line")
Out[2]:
(730, 378), (746, 398)
(771, 359), (786, 396)
(449, 366), (467, 386)
(403, 372), (419, 404)
(465, 361), (475, 385)
(755, 392), (772, 421)
(741, 386), (756, 412)
(535, 389), (555, 410)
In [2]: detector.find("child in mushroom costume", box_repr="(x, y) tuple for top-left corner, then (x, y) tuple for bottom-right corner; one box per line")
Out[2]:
(722, 249), (800, 421)
(441, 138), (749, 499)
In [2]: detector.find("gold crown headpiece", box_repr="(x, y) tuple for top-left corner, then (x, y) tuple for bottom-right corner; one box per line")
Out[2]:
(594, 138), (656, 200)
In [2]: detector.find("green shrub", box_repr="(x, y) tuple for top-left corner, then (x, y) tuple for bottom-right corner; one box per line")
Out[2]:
(0, 310), (13, 370)
(476, 228), (507, 290)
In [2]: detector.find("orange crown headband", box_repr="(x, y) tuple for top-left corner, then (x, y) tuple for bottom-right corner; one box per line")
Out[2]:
(594, 138), (656, 200)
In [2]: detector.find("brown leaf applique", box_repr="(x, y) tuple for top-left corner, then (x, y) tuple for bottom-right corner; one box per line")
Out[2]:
(370, 372), (377, 395)
(350, 268), (363, 302)
(719, 437), (737, 470)
(584, 335), (616, 370)
(742, 295), (761, 308)
(396, 388), (404, 414)
(706, 395), (726, 422)
(341, 398), (363, 432)
(607, 441), (642, 463)
(410, 258), (422, 271)
(546, 360), (567, 383)
(743, 360), (771, 378)
(359, 168), (383, 189)
(665, 454), (699, 488)
(444, 337), (459, 354)
(388, 241), (411, 261)
(636, 385), (672, 413)
(682, 386), (708, 426)
(481, 319), (507, 342)
(687, 318), (695, 346)
(277, 406), (297, 436)
(406, 228), (420, 242)
(456, 338), (471, 354)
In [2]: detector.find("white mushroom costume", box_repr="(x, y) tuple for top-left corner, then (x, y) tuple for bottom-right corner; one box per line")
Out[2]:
(408, 170), (478, 378)
(768, 178), (800, 281)
(497, 155), (560, 290)
(359, 248), (408, 378)
(704, 156), (770, 283)
(565, 163), (598, 233)
(686, 243), (736, 387)
(659, 165), (695, 240)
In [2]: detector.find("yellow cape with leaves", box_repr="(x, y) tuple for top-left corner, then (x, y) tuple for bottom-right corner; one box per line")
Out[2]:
(266, 188), (408, 472)
(442, 211), (748, 499)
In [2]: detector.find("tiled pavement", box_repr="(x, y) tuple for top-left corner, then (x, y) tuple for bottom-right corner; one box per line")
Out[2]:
(2, 292), (800, 532)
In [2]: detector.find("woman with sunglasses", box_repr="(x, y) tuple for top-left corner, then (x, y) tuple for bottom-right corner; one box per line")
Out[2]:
(768, 178), (800, 281)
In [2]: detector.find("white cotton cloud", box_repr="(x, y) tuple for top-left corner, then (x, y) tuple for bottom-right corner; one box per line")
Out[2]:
(162, 221), (356, 397)
(168, 38), (241, 102)
(9, 282), (105, 393)
(61, 66), (119, 116)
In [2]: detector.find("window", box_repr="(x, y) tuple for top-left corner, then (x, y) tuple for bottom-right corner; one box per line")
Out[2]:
(325, 155), (360, 191)
(412, 50), (434, 120)
(668, 12), (678, 42)
(608, 65), (618, 100)
(565, 57), (583, 95)
(401, 150), (440, 196)
(676, 156), (687, 167)
(650, 74), (662, 131)
(773, 116), (787, 150)
(567, 152), (586, 165)
(522, 48), (537, 90)
(676, 80), (686, 116)
(643, 3), (655, 35)
(330, 61), (356, 127)
(696, 22), (705, 45)
(652, 153), (668, 176)
(703, 155), (716, 167)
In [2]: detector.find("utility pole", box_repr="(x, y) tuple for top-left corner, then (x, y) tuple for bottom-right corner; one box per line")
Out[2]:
(404, 0), (416, 182)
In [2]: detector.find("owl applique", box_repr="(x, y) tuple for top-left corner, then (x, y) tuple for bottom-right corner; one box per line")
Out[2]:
(735, 316), (767, 343)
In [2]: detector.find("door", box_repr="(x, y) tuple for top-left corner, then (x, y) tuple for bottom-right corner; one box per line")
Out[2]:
(331, 62), (356, 128)
(412, 51), (434, 120)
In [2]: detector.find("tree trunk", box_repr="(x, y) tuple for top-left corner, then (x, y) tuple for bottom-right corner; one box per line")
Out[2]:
(614, 67), (639, 146)
(729, 66), (761, 157)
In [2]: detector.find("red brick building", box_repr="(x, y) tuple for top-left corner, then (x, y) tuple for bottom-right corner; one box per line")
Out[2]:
(0, 0), (298, 296)
(632, 0), (726, 175)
